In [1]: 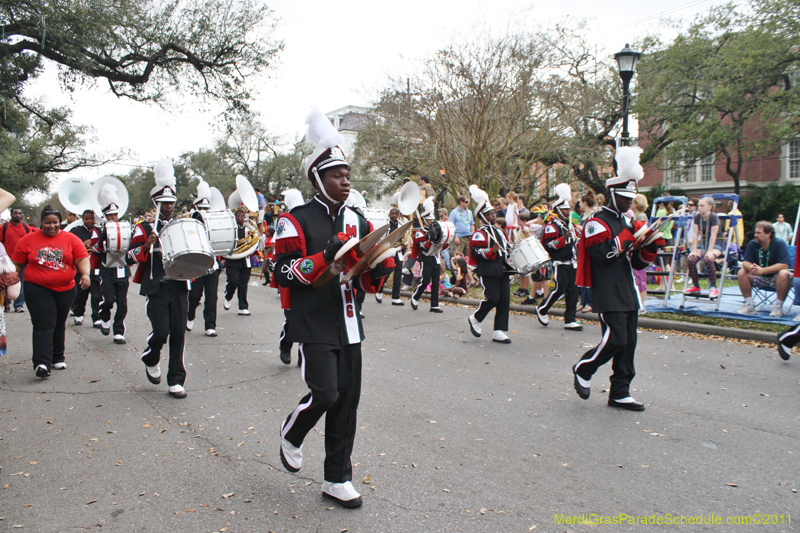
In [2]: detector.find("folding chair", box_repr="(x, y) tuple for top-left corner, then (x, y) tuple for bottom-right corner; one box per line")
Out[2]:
(752, 244), (795, 312)
(646, 196), (688, 306)
(679, 193), (740, 311)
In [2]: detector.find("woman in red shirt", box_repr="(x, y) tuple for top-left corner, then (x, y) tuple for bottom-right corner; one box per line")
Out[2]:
(12, 206), (90, 378)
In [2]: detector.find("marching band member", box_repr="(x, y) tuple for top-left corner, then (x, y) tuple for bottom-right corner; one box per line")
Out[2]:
(573, 147), (663, 412)
(274, 108), (394, 508)
(467, 185), (512, 344)
(70, 209), (102, 327)
(388, 208), (406, 306)
(187, 179), (220, 337)
(410, 198), (445, 313)
(128, 158), (189, 399)
(223, 208), (253, 315)
(92, 184), (130, 344)
(535, 184), (582, 331)
(275, 188), (304, 366)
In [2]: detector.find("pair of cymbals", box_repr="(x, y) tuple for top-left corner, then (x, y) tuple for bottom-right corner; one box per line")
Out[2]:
(312, 221), (413, 287)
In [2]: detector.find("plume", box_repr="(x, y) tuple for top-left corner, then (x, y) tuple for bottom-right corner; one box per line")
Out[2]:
(153, 157), (176, 188)
(555, 183), (571, 202)
(282, 189), (304, 211)
(615, 146), (644, 182)
(98, 182), (119, 207)
(469, 185), (489, 206)
(305, 107), (345, 150)
(196, 178), (211, 201)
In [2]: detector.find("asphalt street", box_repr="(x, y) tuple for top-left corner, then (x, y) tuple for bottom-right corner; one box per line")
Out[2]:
(0, 279), (798, 533)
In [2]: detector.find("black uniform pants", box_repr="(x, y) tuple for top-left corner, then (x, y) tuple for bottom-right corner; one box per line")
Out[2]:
(574, 311), (638, 400)
(391, 255), (403, 299)
(474, 275), (510, 332)
(538, 263), (578, 324)
(282, 342), (362, 484)
(98, 269), (129, 336)
(71, 273), (101, 321)
(188, 270), (220, 330)
(224, 265), (250, 310)
(778, 322), (800, 349)
(412, 257), (440, 308)
(279, 309), (292, 352)
(24, 282), (75, 369)
(141, 281), (188, 387)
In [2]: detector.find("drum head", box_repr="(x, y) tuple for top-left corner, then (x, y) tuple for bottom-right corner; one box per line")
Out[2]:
(164, 252), (215, 281)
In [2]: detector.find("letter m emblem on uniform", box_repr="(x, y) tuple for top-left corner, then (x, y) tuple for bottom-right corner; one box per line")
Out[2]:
(345, 224), (357, 238)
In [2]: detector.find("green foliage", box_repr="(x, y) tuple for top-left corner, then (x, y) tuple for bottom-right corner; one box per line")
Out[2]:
(1, 0), (283, 115)
(739, 183), (800, 240)
(0, 97), (120, 200)
(635, 0), (800, 195)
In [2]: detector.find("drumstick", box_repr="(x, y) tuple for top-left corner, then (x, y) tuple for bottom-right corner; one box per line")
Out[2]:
(150, 201), (161, 280)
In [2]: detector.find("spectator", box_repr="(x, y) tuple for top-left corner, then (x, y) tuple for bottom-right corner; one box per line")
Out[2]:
(737, 220), (792, 317)
(513, 211), (533, 299)
(683, 199), (698, 246)
(60, 211), (78, 229)
(437, 208), (452, 273)
(686, 197), (724, 298)
(419, 176), (435, 203)
(774, 213), (793, 244)
(630, 194), (650, 309)
(0, 206), (35, 313)
(255, 188), (267, 224)
(654, 201), (675, 291)
(12, 206), (90, 378)
(725, 200), (744, 246)
(0, 187), (18, 354)
(517, 194), (530, 218)
(593, 195), (604, 209)
(450, 252), (475, 288)
(505, 192), (520, 239)
(449, 195), (475, 258)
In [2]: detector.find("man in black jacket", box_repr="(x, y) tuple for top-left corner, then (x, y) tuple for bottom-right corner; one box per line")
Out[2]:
(223, 209), (253, 315)
(467, 186), (512, 344)
(70, 209), (102, 327)
(574, 147), (663, 412)
(536, 183), (581, 331)
(273, 109), (393, 508)
(128, 159), (189, 399)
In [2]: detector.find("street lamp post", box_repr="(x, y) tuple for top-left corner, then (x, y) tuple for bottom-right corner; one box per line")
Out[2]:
(614, 43), (641, 147)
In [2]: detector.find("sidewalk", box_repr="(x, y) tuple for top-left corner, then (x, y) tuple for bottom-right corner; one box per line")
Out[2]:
(386, 289), (780, 344)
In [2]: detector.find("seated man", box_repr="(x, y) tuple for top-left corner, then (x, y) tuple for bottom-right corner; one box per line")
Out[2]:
(737, 220), (792, 317)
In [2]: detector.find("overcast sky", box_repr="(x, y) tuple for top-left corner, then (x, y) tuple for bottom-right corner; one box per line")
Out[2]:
(26, 0), (732, 186)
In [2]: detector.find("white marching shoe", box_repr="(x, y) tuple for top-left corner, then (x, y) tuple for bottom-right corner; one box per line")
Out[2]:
(468, 314), (481, 337)
(492, 330), (511, 344)
(168, 384), (187, 398)
(322, 480), (363, 508)
(279, 422), (303, 473)
(186, 320), (193, 331)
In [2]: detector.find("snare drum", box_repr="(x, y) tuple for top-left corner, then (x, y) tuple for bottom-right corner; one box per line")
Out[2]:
(509, 236), (551, 275)
(430, 220), (456, 245)
(105, 221), (131, 252)
(159, 219), (214, 280)
(200, 209), (237, 255)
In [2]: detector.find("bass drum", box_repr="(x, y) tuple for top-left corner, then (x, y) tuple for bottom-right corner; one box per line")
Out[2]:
(509, 236), (551, 275)
(159, 219), (214, 280)
(362, 208), (389, 236)
(200, 210), (237, 256)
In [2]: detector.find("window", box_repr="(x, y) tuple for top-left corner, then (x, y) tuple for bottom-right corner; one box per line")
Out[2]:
(790, 140), (800, 180)
(700, 155), (714, 182)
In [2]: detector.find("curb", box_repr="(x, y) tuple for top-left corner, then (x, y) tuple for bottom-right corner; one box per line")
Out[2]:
(385, 289), (779, 345)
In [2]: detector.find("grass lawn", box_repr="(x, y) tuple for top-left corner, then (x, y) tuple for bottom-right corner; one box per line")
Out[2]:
(426, 275), (790, 334)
